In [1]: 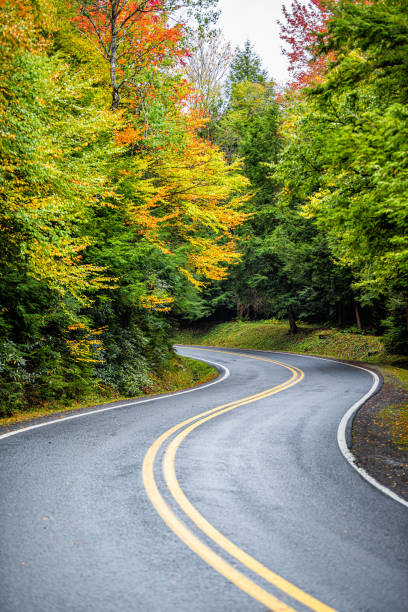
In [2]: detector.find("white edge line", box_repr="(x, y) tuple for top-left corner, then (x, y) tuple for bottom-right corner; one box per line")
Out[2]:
(336, 364), (408, 509)
(176, 345), (408, 509)
(0, 358), (230, 442)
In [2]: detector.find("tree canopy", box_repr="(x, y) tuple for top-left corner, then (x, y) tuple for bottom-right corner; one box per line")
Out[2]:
(1, 0), (407, 418)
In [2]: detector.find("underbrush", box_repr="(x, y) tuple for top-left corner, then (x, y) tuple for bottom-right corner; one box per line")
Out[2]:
(0, 355), (217, 428)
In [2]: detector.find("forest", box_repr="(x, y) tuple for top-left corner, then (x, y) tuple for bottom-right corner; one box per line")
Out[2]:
(1, 0), (407, 417)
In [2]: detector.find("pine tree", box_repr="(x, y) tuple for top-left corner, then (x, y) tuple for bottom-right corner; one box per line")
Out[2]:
(226, 40), (268, 92)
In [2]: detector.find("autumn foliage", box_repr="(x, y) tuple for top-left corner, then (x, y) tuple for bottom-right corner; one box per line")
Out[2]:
(280, 0), (333, 87)
(73, 0), (186, 109)
(0, 0), (248, 415)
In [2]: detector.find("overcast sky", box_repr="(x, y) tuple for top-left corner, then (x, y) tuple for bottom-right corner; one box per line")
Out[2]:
(216, 0), (293, 85)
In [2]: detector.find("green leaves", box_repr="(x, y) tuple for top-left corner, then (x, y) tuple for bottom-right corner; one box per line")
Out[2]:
(274, 0), (408, 349)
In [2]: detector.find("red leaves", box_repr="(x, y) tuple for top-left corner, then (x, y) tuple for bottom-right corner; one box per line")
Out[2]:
(73, 0), (185, 69)
(279, 0), (333, 88)
(73, 0), (188, 109)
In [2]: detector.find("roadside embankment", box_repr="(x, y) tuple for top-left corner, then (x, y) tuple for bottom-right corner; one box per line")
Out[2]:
(0, 355), (217, 430)
(175, 320), (387, 362)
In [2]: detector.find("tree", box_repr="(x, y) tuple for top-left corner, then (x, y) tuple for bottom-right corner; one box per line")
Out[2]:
(279, 0), (332, 88)
(115, 111), (250, 288)
(308, 0), (408, 347)
(276, 0), (408, 348)
(226, 40), (268, 92)
(74, 0), (249, 285)
(216, 80), (278, 168)
(73, 0), (218, 109)
(0, 0), (123, 414)
(73, 0), (185, 109)
(0, 0), (249, 415)
(181, 29), (233, 113)
(208, 34), (355, 332)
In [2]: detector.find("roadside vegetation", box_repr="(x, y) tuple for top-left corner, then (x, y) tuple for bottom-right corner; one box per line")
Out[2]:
(0, 356), (217, 428)
(176, 321), (389, 362)
(375, 364), (408, 451)
(377, 403), (408, 451)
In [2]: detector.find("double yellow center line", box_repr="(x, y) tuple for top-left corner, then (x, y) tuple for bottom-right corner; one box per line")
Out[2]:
(142, 349), (337, 612)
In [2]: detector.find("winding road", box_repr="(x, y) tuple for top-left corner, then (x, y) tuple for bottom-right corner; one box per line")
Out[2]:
(1, 346), (407, 612)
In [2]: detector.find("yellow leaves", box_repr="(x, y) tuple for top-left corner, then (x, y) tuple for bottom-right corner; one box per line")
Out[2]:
(67, 323), (87, 331)
(279, 184), (292, 207)
(120, 120), (249, 286)
(26, 237), (117, 305)
(187, 239), (242, 281)
(178, 237), (243, 289)
(376, 404), (408, 450)
(179, 267), (202, 289)
(65, 325), (106, 363)
(140, 294), (174, 312)
(302, 188), (331, 219)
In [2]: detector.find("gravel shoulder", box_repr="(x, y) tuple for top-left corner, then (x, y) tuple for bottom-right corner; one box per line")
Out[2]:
(352, 365), (408, 502)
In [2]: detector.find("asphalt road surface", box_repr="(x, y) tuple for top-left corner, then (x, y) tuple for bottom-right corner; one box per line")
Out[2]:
(1, 346), (407, 612)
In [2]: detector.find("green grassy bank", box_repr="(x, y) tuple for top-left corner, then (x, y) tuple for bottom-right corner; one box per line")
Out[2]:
(0, 355), (217, 428)
(175, 320), (390, 362)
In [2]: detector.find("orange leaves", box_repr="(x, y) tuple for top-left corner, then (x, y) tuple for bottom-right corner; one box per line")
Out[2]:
(0, 0), (36, 58)
(115, 125), (143, 145)
(74, 0), (186, 101)
(0, 0), (57, 66)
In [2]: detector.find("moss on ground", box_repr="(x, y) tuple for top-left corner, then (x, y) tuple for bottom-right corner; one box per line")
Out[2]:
(376, 403), (408, 450)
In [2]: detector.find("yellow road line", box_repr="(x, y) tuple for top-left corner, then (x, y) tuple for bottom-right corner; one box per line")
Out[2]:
(142, 350), (335, 611)
(163, 408), (336, 612)
(143, 433), (296, 612)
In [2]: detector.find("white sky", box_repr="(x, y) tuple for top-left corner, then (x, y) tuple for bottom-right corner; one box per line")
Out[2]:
(216, 0), (293, 85)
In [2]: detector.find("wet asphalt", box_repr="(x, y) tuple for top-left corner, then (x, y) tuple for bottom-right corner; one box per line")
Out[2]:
(0, 346), (407, 612)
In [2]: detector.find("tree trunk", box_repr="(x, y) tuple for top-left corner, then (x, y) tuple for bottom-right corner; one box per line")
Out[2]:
(337, 302), (344, 327)
(354, 300), (362, 330)
(288, 305), (298, 334)
(111, 85), (120, 110)
(110, 2), (119, 109)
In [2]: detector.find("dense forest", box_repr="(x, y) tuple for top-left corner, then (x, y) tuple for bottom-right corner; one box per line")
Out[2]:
(1, 0), (407, 416)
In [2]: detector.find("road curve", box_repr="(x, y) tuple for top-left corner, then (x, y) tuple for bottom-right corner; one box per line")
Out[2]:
(1, 346), (407, 612)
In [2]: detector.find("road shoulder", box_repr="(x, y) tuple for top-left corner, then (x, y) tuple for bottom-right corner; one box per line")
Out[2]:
(352, 365), (408, 502)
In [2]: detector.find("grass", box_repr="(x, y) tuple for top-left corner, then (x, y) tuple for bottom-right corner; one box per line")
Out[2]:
(374, 365), (408, 451)
(175, 319), (388, 362)
(0, 355), (217, 429)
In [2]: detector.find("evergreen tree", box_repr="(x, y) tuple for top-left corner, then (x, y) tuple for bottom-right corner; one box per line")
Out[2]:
(207, 39), (352, 331)
(226, 40), (268, 92)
